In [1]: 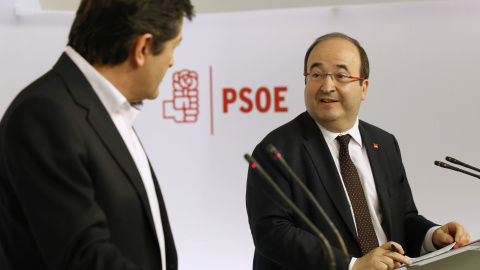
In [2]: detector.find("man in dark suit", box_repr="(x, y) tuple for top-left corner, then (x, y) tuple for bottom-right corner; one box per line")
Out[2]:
(0, 0), (194, 269)
(246, 32), (471, 270)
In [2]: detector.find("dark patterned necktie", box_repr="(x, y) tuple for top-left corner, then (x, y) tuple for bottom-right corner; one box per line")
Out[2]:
(336, 134), (379, 255)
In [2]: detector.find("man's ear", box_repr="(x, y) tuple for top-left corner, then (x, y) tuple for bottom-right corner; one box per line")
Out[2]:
(131, 33), (154, 67)
(361, 79), (369, 101)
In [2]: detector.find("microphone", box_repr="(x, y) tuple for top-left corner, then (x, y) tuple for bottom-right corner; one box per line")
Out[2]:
(445, 156), (480, 173)
(266, 144), (350, 265)
(434, 161), (480, 179)
(244, 154), (336, 270)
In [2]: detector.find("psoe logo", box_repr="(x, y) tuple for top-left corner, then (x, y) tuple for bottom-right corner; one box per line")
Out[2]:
(163, 69), (199, 123)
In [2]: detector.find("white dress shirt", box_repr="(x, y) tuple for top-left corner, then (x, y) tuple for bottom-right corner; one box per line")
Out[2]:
(316, 118), (437, 269)
(65, 46), (167, 270)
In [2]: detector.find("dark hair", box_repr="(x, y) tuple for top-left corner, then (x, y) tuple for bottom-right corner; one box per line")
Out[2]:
(303, 32), (369, 81)
(67, 0), (194, 66)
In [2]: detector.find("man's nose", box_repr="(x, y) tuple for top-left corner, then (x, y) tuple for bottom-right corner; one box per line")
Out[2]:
(320, 74), (336, 93)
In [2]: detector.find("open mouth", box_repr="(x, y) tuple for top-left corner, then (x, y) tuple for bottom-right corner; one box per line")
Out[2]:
(320, 98), (338, 103)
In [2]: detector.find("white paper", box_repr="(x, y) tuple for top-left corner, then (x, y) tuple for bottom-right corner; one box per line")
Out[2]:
(407, 242), (456, 264)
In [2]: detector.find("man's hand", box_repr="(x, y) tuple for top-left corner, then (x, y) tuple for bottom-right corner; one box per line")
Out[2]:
(352, 242), (412, 270)
(433, 221), (471, 249)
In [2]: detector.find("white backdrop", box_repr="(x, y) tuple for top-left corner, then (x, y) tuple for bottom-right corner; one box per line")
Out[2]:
(1, 0), (480, 269)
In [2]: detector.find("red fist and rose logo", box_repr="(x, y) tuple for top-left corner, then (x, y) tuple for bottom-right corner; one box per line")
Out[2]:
(163, 69), (199, 123)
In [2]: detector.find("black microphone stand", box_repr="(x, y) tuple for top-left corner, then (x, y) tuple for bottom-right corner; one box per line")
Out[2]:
(245, 154), (336, 270)
(434, 160), (480, 179)
(446, 156), (480, 173)
(266, 144), (350, 266)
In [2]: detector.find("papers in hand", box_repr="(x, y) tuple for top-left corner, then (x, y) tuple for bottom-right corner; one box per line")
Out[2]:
(407, 242), (456, 264)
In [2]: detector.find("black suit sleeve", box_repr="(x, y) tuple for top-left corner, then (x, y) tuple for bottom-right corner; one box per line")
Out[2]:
(390, 135), (437, 256)
(1, 94), (143, 270)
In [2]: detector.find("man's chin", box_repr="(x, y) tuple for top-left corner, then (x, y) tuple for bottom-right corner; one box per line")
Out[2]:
(148, 89), (160, 100)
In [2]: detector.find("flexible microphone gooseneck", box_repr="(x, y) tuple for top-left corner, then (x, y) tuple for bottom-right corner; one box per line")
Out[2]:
(265, 144), (350, 265)
(244, 154), (336, 270)
(434, 160), (480, 179)
(445, 156), (480, 173)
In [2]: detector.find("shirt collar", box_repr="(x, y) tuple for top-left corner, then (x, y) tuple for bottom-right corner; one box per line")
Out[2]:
(316, 118), (363, 147)
(65, 46), (140, 126)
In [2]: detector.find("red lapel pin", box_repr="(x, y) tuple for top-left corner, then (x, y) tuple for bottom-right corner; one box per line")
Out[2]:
(373, 143), (379, 149)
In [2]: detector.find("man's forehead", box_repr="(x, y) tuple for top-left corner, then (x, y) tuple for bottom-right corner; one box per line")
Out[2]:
(310, 63), (349, 71)
(175, 36), (183, 44)
(171, 29), (183, 45)
(307, 39), (361, 71)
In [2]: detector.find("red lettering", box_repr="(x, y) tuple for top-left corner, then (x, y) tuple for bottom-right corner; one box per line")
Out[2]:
(239, 88), (253, 113)
(222, 86), (288, 113)
(274, 87), (288, 112)
(256, 87), (271, 113)
(223, 88), (236, 113)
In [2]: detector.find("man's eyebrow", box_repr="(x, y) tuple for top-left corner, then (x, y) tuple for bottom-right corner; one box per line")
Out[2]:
(336, 64), (349, 72)
(176, 37), (183, 45)
(308, 63), (322, 71)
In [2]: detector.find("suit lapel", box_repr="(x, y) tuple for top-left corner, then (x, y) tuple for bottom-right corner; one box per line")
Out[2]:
(52, 53), (158, 237)
(151, 168), (177, 268)
(300, 113), (358, 240)
(359, 121), (393, 239)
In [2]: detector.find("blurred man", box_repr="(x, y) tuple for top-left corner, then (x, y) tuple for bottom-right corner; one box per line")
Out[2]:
(246, 32), (471, 270)
(0, 0), (194, 269)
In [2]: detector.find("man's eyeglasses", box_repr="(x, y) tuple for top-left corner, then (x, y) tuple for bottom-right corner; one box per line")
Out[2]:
(303, 72), (365, 84)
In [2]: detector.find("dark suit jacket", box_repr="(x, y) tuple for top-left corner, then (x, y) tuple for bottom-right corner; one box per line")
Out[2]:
(0, 53), (176, 270)
(246, 112), (437, 270)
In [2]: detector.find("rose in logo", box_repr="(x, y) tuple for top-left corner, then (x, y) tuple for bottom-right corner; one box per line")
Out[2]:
(174, 70), (198, 92)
